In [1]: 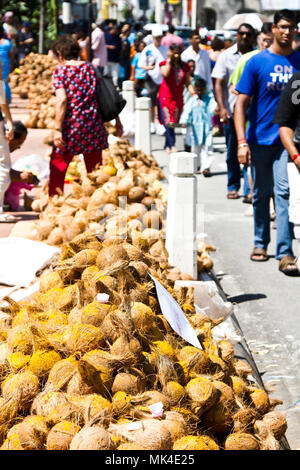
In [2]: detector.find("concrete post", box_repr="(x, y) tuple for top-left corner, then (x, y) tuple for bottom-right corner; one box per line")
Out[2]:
(122, 80), (135, 115)
(135, 97), (151, 155)
(166, 152), (198, 279)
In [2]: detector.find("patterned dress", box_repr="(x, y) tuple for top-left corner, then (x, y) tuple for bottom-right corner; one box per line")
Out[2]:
(52, 62), (108, 155)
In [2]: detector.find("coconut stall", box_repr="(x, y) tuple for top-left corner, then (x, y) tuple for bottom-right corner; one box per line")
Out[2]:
(0, 54), (289, 451)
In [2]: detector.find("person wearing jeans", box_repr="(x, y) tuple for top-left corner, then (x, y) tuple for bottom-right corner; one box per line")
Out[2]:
(234, 9), (300, 275)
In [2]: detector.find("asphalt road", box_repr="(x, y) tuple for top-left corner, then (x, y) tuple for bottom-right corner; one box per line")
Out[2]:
(152, 129), (300, 450)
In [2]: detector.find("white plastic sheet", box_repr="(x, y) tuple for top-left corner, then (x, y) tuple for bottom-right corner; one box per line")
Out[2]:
(149, 274), (202, 350)
(12, 154), (50, 183)
(0, 237), (60, 287)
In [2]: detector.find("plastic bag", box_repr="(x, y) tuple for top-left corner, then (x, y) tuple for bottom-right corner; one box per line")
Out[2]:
(12, 154), (50, 183)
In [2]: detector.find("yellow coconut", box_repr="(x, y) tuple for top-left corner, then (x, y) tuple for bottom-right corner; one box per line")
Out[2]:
(225, 432), (260, 451)
(250, 389), (270, 415)
(45, 357), (78, 392)
(47, 421), (81, 450)
(67, 394), (113, 426)
(72, 249), (99, 268)
(31, 391), (70, 417)
(173, 435), (211, 450)
(7, 352), (31, 372)
(40, 310), (68, 334)
(185, 378), (218, 415)
(15, 415), (49, 450)
(39, 271), (63, 293)
(2, 370), (40, 411)
(64, 324), (103, 354)
(79, 301), (113, 327)
(231, 375), (248, 398)
(177, 346), (209, 375)
(6, 325), (34, 354)
(164, 381), (186, 406)
(109, 419), (172, 450)
(28, 350), (61, 378)
(0, 434), (23, 450)
(151, 341), (177, 361)
(130, 302), (156, 333)
(112, 391), (132, 417)
(218, 340), (234, 363)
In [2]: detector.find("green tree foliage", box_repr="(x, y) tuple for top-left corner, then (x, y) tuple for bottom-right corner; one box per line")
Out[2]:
(2, 1), (59, 51)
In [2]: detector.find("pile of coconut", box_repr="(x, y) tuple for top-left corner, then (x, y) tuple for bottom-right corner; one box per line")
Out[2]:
(10, 53), (57, 130)
(0, 232), (287, 450)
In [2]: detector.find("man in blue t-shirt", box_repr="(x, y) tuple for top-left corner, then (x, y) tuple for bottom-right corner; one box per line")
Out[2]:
(234, 9), (300, 276)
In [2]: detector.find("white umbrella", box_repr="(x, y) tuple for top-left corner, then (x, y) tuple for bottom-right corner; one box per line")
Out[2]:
(223, 13), (271, 31)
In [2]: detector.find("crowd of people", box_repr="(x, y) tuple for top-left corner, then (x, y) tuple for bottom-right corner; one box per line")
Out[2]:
(1, 9), (300, 277)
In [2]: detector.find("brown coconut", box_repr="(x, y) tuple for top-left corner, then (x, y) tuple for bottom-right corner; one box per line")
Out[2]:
(96, 245), (129, 270)
(262, 411), (287, 440)
(2, 370), (40, 411)
(225, 432), (260, 450)
(15, 415), (49, 450)
(47, 421), (80, 450)
(70, 426), (114, 450)
(109, 419), (172, 450)
(185, 378), (218, 415)
(112, 372), (146, 395)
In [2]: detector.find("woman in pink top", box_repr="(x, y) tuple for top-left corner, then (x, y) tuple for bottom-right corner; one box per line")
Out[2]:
(91, 22), (108, 74)
(161, 24), (184, 50)
(157, 44), (191, 152)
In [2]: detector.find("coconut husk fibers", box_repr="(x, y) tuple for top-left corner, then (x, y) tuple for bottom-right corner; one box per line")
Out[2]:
(0, 232), (287, 450)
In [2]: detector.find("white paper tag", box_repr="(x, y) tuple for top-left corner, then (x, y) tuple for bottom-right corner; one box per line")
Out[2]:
(96, 293), (110, 304)
(149, 401), (164, 418)
(127, 422), (143, 431)
(149, 273), (202, 350)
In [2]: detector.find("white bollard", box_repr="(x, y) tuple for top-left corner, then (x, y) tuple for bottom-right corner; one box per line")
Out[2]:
(135, 97), (151, 155)
(122, 80), (135, 114)
(166, 152), (198, 279)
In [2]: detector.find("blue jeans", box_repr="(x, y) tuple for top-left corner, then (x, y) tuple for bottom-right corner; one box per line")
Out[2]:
(249, 143), (294, 260)
(224, 118), (250, 196)
(157, 98), (175, 149)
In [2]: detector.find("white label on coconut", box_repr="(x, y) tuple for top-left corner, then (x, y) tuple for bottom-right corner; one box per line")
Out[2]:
(96, 293), (110, 304)
(149, 274), (203, 350)
(149, 401), (164, 418)
(127, 422), (143, 431)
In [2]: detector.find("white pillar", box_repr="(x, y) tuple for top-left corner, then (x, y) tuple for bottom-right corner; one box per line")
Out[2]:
(135, 97), (151, 155)
(62, 1), (73, 24)
(191, 0), (197, 29)
(122, 81), (135, 115)
(166, 152), (198, 279)
(182, 0), (188, 26)
(155, 0), (163, 24)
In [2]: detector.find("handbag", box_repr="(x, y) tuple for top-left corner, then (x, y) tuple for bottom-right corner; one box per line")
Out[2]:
(91, 65), (126, 122)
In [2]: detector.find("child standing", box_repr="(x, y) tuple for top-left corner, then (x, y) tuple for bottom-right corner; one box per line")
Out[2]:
(180, 78), (216, 176)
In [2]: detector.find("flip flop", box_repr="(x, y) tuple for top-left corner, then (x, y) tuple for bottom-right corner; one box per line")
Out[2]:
(0, 214), (21, 223)
(250, 248), (268, 262)
(279, 255), (300, 277)
(227, 191), (240, 199)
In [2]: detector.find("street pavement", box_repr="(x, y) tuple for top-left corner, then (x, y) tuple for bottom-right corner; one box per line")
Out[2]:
(152, 129), (300, 450)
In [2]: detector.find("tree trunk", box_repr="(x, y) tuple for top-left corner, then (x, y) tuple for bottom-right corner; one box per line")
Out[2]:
(39, 0), (46, 54)
(50, 0), (59, 38)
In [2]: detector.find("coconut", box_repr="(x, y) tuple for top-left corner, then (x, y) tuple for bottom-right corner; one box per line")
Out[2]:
(130, 391), (170, 409)
(232, 408), (257, 433)
(72, 249), (99, 268)
(31, 392), (70, 417)
(66, 371), (97, 396)
(81, 265), (100, 284)
(46, 421), (80, 450)
(185, 378), (218, 415)
(109, 419), (172, 450)
(110, 335), (142, 359)
(67, 394), (113, 426)
(7, 352), (31, 372)
(37, 285), (78, 311)
(218, 340), (234, 363)
(39, 272), (63, 293)
(173, 435), (213, 450)
(47, 227), (64, 245)
(112, 372), (146, 395)
(233, 359), (252, 379)
(164, 382), (186, 406)
(2, 371), (40, 411)
(253, 420), (281, 450)
(96, 245), (129, 270)
(64, 324), (103, 354)
(151, 341), (177, 361)
(163, 411), (187, 442)
(213, 380), (235, 410)
(15, 415), (49, 450)
(250, 389), (270, 415)
(117, 443), (146, 450)
(70, 426), (114, 450)
(224, 432), (260, 451)
(130, 302), (156, 334)
(7, 325), (34, 354)
(202, 401), (232, 435)
(112, 391), (132, 417)
(78, 301), (113, 327)
(28, 350), (61, 378)
(39, 311), (68, 334)
(231, 375), (248, 398)
(177, 346), (209, 375)
(128, 187), (145, 203)
(0, 434), (23, 450)
(262, 411), (287, 440)
(45, 357), (78, 392)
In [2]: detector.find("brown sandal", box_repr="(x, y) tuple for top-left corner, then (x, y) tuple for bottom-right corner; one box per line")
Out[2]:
(279, 255), (300, 276)
(250, 248), (268, 262)
(227, 191), (239, 199)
